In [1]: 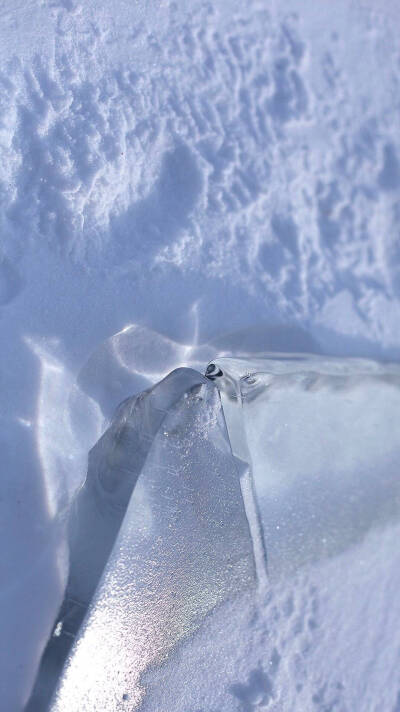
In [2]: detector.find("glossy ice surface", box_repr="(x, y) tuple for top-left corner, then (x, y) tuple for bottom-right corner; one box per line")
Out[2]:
(209, 355), (400, 580)
(28, 355), (400, 710)
(46, 368), (256, 711)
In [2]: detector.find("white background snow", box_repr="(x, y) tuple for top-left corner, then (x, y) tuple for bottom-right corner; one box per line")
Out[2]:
(1, 0), (400, 710)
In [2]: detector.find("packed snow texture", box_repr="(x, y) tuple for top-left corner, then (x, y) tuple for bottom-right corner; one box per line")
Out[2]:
(1, 0), (400, 710)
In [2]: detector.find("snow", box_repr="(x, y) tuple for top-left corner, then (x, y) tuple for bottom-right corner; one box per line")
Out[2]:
(1, 0), (400, 709)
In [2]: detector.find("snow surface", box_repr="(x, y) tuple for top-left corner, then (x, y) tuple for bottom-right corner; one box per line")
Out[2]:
(1, 0), (400, 709)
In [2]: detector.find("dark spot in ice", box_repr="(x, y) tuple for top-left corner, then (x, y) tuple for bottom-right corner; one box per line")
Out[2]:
(379, 143), (400, 191)
(205, 363), (223, 380)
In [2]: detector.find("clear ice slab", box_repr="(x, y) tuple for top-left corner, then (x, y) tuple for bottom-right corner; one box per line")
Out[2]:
(27, 354), (400, 710)
(28, 367), (256, 711)
(207, 354), (400, 580)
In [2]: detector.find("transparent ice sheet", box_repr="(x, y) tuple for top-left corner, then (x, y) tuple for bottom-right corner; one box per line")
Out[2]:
(29, 368), (255, 711)
(28, 355), (400, 710)
(208, 354), (400, 580)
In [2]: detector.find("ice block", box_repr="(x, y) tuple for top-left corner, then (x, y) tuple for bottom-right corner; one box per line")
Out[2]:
(28, 368), (256, 711)
(207, 354), (400, 580)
